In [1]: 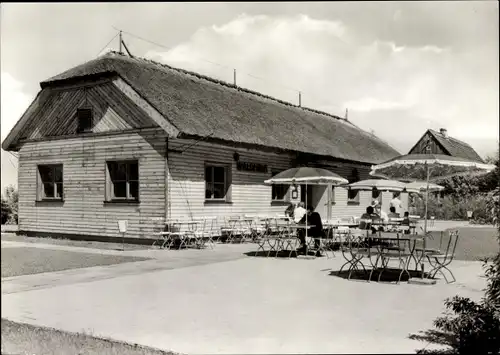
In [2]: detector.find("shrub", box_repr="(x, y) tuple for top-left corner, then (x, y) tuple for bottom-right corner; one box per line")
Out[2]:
(412, 187), (500, 354)
(1, 198), (11, 224)
(2, 185), (18, 225)
(412, 193), (495, 223)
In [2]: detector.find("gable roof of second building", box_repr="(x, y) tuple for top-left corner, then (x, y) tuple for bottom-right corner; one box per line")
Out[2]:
(5, 51), (400, 164)
(415, 129), (485, 163)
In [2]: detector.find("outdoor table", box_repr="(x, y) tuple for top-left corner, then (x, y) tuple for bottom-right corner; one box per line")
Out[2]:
(367, 232), (425, 279)
(162, 220), (202, 249)
(227, 217), (254, 243)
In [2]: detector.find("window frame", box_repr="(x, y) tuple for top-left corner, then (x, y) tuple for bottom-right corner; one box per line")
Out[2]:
(76, 108), (93, 134)
(271, 170), (290, 203)
(347, 188), (360, 205)
(204, 162), (232, 203)
(105, 160), (140, 203)
(37, 164), (64, 201)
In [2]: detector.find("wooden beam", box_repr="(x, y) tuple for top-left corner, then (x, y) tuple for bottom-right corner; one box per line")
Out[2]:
(18, 127), (163, 145)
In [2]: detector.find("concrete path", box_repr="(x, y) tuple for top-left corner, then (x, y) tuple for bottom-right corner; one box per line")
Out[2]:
(1, 241), (249, 294)
(2, 240), (487, 354)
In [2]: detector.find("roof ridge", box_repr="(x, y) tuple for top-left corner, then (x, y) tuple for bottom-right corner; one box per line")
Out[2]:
(103, 51), (354, 127)
(429, 128), (473, 148)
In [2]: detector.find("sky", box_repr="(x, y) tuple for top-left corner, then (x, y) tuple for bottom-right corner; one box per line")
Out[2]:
(1, 2), (499, 191)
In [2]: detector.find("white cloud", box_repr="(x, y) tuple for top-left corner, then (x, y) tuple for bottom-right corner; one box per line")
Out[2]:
(144, 13), (497, 156)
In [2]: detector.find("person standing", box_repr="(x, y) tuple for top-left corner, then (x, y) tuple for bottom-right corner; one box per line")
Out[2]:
(390, 192), (403, 215)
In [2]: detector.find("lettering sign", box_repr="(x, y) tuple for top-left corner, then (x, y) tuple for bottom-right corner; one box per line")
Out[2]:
(236, 161), (268, 173)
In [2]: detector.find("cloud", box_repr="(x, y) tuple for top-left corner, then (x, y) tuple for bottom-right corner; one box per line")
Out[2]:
(144, 13), (497, 157)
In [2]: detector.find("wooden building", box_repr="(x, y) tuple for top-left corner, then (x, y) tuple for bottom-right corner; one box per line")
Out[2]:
(2, 51), (404, 241)
(409, 128), (485, 162)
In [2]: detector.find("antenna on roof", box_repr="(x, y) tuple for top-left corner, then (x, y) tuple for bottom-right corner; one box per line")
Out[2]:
(299, 91), (302, 107)
(345, 108), (349, 120)
(119, 31), (123, 54)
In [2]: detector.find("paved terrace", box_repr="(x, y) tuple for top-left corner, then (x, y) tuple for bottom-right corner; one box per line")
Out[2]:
(1, 237), (487, 354)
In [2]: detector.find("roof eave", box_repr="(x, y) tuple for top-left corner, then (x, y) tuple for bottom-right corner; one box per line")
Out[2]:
(177, 132), (387, 166)
(40, 71), (119, 89)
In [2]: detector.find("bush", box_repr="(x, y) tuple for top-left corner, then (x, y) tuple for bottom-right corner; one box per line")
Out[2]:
(2, 185), (18, 225)
(412, 188), (500, 354)
(411, 193), (494, 223)
(1, 198), (11, 224)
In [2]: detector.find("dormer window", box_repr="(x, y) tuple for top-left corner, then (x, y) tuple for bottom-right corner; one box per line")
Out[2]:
(77, 108), (93, 133)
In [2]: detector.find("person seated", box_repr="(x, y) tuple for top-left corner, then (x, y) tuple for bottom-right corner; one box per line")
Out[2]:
(284, 203), (295, 218)
(293, 202), (306, 224)
(359, 206), (379, 235)
(297, 206), (324, 256)
(388, 206), (400, 218)
(375, 204), (389, 223)
(402, 211), (411, 234)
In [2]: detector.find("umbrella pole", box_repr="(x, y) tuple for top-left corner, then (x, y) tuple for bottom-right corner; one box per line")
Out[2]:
(306, 182), (308, 240)
(422, 164), (430, 278)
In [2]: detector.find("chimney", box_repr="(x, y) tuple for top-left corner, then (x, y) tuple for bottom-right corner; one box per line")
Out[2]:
(439, 128), (448, 138)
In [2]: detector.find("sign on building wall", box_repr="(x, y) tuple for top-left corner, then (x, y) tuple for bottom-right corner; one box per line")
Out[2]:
(236, 161), (268, 173)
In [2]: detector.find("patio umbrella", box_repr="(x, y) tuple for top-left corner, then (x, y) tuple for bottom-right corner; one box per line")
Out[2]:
(348, 179), (406, 213)
(404, 181), (444, 194)
(264, 167), (348, 238)
(370, 153), (495, 278)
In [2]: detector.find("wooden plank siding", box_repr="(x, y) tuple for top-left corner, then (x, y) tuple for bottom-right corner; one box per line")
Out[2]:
(17, 133), (408, 240)
(167, 138), (294, 226)
(166, 139), (390, 228)
(18, 81), (158, 140)
(17, 129), (167, 239)
(409, 132), (446, 155)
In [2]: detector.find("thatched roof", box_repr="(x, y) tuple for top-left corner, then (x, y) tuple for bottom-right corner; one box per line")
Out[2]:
(427, 129), (484, 163)
(26, 51), (400, 164)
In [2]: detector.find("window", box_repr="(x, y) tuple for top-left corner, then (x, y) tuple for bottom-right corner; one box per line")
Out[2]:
(331, 186), (336, 204)
(271, 171), (289, 201)
(106, 160), (139, 201)
(205, 163), (231, 201)
(37, 164), (63, 200)
(77, 108), (93, 133)
(348, 168), (360, 184)
(347, 188), (360, 203)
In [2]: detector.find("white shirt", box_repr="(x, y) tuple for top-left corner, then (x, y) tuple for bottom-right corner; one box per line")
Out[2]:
(390, 197), (402, 213)
(294, 206), (307, 223)
(379, 210), (389, 223)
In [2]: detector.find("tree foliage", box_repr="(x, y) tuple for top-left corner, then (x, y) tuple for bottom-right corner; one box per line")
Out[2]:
(2, 185), (18, 224)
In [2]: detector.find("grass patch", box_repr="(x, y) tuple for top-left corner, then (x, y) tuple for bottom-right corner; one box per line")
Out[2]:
(1, 318), (177, 355)
(1, 247), (150, 278)
(427, 227), (499, 261)
(1, 232), (153, 251)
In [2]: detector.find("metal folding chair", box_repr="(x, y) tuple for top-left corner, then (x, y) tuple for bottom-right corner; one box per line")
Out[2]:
(154, 218), (178, 249)
(188, 218), (207, 249)
(338, 233), (371, 280)
(202, 216), (217, 249)
(220, 215), (240, 243)
(426, 230), (460, 283)
(369, 234), (412, 284)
